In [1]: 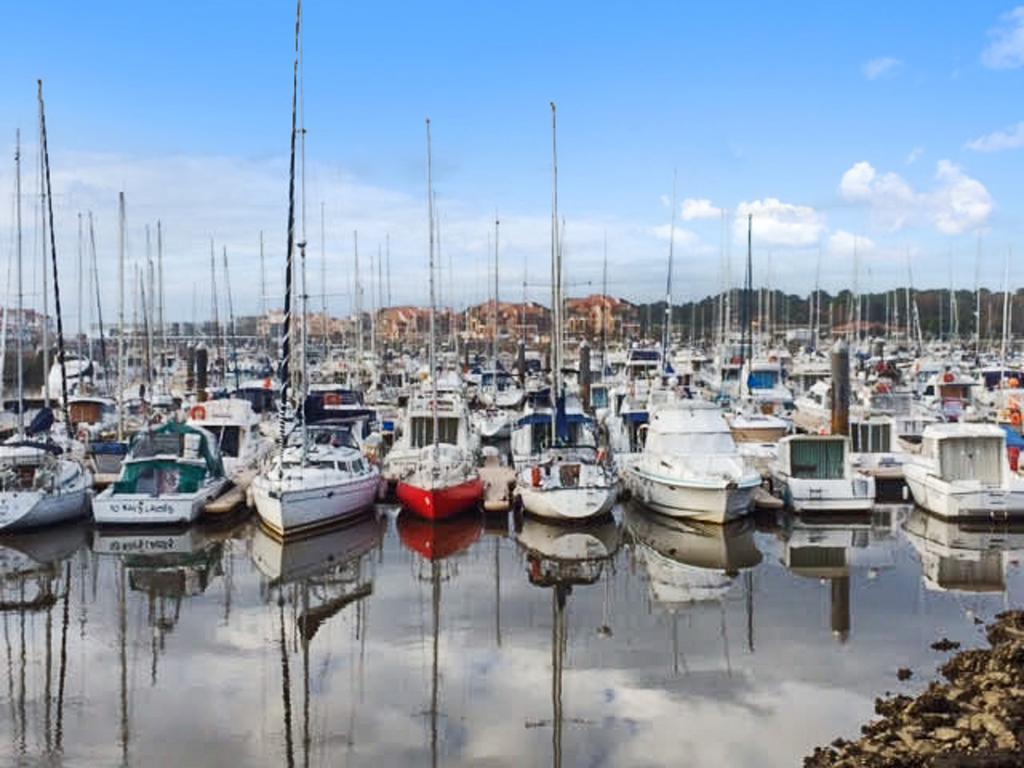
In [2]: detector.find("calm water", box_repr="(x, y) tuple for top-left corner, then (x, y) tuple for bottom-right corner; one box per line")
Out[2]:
(0, 504), (1021, 767)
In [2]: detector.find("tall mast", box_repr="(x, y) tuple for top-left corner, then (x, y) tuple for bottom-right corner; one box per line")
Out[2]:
(975, 234), (982, 356)
(320, 201), (328, 357)
(549, 102), (561, 445)
(601, 230), (608, 370)
(353, 231), (362, 361)
(15, 131), (24, 437)
(386, 233), (391, 307)
(493, 213), (500, 375)
(209, 238), (220, 380)
(37, 80), (71, 429)
(39, 97), (50, 407)
(88, 213), (107, 386)
(157, 220), (165, 384)
(426, 118), (439, 465)
(223, 246), (239, 390)
(297, 0), (308, 458)
(663, 168), (677, 369)
(77, 213), (83, 360)
(277, 0), (302, 477)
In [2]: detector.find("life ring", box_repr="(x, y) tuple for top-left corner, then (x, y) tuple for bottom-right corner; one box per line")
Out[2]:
(1010, 377), (1021, 389)
(189, 404), (207, 421)
(943, 372), (955, 383)
(1011, 411), (1021, 427)
(263, 377), (273, 390)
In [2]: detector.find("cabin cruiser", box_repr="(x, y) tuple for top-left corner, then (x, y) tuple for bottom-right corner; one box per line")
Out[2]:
(0, 410), (92, 532)
(770, 434), (875, 512)
(903, 423), (1024, 520)
(513, 392), (617, 522)
(793, 380), (831, 434)
(477, 369), (525, 409)
(625, 400), (760, 524)
(847, 415), (907, 482)
(93, 421), (229, 526)
(741, 356), (794, 417)
(186, 397), (271, 482)
(67, 395), (118, 441)
(250, 420), (381, 537)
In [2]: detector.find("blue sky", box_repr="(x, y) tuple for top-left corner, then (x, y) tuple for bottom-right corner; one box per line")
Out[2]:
(1, 2), (1024, 320)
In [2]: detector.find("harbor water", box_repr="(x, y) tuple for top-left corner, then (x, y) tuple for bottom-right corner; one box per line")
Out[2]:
(0, 503), (1020, 767)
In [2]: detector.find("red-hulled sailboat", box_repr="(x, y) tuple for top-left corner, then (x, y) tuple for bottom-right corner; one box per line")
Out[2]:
(396, 118), (483, 521)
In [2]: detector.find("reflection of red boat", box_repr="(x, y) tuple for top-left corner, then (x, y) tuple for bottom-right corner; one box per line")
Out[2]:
(397, 512), (483, 560)
(396, 477), (484, 522)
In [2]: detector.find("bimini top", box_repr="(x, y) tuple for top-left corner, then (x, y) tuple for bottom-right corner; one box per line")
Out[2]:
(127, 421), (224, 476)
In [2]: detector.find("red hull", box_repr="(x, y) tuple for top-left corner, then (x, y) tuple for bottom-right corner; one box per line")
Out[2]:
(396, 477), (484, 521)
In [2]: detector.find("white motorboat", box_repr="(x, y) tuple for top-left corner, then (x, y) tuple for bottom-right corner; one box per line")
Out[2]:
(904, 423), (1024, 520)
(848, 415), (906, 481)
(92, 421), (230, 526)
(251, 422), (381, 537)
(187, 397), (272, 482)
(625, 401), (761, 524)
(770, 434), (875, 513)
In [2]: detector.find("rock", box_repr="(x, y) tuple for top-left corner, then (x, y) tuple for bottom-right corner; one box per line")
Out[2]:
(934, 727), (960, 742)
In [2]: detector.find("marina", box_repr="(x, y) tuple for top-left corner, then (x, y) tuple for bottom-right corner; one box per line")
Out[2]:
(3, 1), (1024, 765)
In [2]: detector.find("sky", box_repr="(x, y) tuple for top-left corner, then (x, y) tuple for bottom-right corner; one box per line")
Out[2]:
(1, 1), (1024, 322)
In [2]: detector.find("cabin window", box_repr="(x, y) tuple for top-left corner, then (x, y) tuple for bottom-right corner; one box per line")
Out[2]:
(851, 423), (891, 453)
(939, 438), (1002, 485)
(207, 426), (241, 458)
(590, 387), (609, 410)
(748, 371), (778, 389)
(411, 417), (460, 448)
(789, 440), (845, 480)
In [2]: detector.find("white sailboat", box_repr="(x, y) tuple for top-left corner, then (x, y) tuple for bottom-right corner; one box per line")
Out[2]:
(250, 2), (381, 537)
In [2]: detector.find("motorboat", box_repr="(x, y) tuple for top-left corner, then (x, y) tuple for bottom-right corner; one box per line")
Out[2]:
(186, 397), (272, 482)
(904, 423), (1024, 520)
(92, 421), (229, 526)
(626, 401), (760, 524)
(770, 434), (875, 513)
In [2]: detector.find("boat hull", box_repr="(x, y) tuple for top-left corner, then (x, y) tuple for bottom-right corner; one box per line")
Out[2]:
(904, 465), (1024, 520)
(626, 468), (757, 524)
(0, 483), (92, 532)
(93, 479), (229, 526)
(396, 477), (483, 521)
(252, 472), (380, 537)
(517, 482), (618, 523)
(772, 475), (876, 513)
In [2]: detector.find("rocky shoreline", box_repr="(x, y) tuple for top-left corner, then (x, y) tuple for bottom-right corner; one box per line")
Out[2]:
(805, 611), (1024, 767)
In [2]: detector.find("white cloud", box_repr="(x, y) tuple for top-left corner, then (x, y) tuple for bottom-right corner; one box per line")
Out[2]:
(733, 198), (826, 247)
(837, 159), (991, 235)
(965, 121), (1024, 151)
(680, 197), (722, 221)
(982, 6), (1024, 69)
(862, 56), (902, 80)
(930, 160), (993, 234)
(905, 146), (924, 164)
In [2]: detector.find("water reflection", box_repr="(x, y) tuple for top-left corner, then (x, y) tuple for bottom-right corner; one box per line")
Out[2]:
(0, 504), (1019, 766)
(903, 508), (1024, 593)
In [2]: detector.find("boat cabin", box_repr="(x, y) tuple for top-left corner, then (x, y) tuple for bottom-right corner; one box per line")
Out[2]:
(778, 436), (847, 480)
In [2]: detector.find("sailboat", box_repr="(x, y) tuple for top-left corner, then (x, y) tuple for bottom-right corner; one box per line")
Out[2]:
(250, 2), (381, 537)
(395, 120), (483, 521)
(0, 91), (92, 532)
(513, 103), (617, 523)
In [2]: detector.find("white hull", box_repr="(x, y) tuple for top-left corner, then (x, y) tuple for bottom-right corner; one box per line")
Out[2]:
(904, 464), (1024, 520)
(517, 482), (617, 522)
(0, 478), (91, 532)
(773, 475), (876, 513)
(252, 471), (380, 537)
(93, 479), (228, 526)
(626, 468), (757, 524)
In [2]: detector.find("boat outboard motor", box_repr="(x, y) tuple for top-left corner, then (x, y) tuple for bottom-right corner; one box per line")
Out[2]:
(26, 407), (55, 437)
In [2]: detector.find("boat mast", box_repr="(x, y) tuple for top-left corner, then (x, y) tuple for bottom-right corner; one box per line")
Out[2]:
(426, 118), (439, 469)
(549, 102), (561, 444)
(493, 213), (500, 379)
(37, 81), (72, 430)
(223, 246), (239, 391)
(157, 220), (165, 388)
(88, 213), (107, 389)
(298, 0), (309, 460)
(39, 98), (50, 408)
(14, 130), (24, 437)
(741, 214), (753, 391)
(277, 0), (301, 478)
(77, 213), (83, 361)
(601, 230), (608, 373)
(662, 169), (677, 370)
(321, 201), (328, 358)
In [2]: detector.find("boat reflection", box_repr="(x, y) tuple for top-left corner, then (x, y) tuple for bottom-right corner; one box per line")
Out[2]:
(626, 504), (761, 606)
(778, 506), (903, 641)
(254, 512), (383, 768)
(903, 507), (1024, 593)
(516, 515), (622, 768)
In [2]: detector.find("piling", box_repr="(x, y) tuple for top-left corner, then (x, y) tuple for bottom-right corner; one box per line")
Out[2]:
(186, 346), (196, 392)
(830, 339), (849, 436)
(579, 342), (591, 413)
(517, 341), (526, 387)
(196, 346), (208, 402)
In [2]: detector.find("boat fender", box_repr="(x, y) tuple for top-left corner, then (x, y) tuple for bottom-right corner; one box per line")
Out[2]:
(531, 465), (542, 487)
(190, 404), (207, 421)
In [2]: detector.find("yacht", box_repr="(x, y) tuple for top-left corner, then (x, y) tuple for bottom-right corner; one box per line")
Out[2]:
(186, 397), (272, 483)
(903, 423), (1024, 520)
(93, 421), (229, 526)
(626, 400), (761, 523)
(250, 421), (381, 537)
(770, 434), (875, 512)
